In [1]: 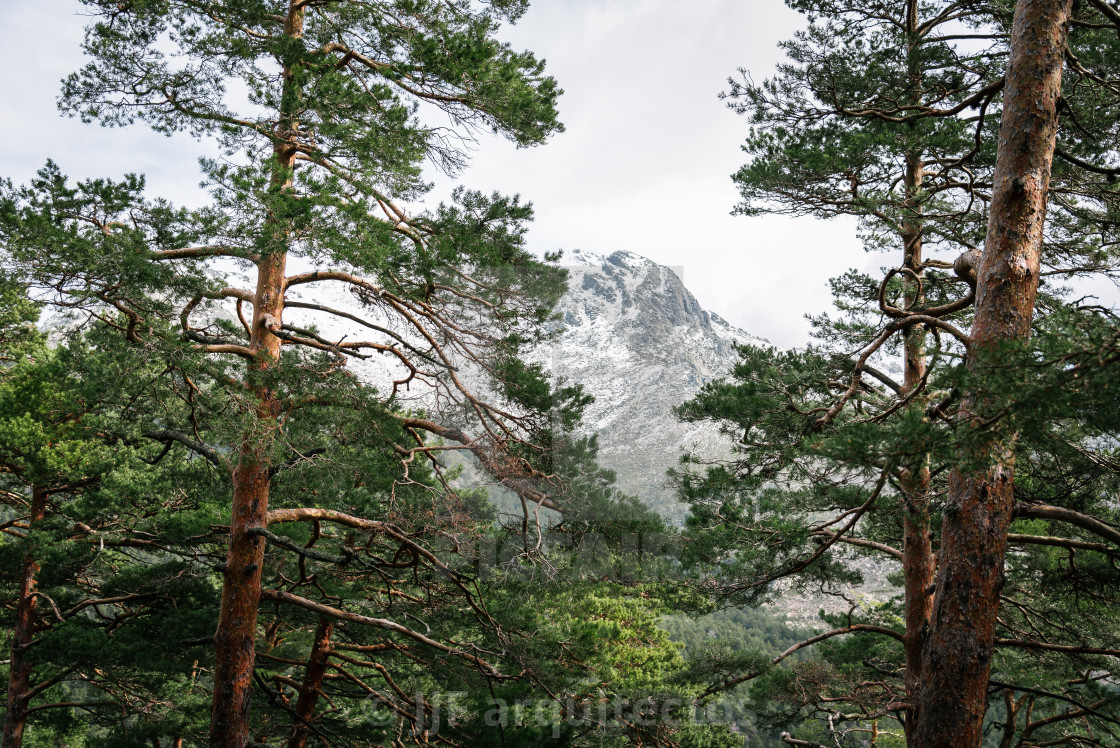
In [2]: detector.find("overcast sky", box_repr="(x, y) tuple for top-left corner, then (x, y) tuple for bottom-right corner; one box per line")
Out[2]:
(0, 1), (876, 347)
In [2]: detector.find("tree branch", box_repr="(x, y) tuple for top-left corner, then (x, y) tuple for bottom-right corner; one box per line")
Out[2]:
(259, 589), (502, 676)
(1014, 503), (1120, 548)
(697, 622), (904, 699)
(144, 430), (230, 471)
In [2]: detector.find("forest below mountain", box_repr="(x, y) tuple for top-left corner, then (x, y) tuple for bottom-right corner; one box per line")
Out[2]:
(2, 1), (1120, 747)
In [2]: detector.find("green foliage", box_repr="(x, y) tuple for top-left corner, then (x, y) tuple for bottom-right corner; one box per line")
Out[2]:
(0, 330), (225, 744)
(674, 1), (1120, 744)
(0, 1), (608, 744)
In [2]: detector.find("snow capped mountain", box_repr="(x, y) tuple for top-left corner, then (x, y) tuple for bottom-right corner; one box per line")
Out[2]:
(543, 249), (764, 521)
(276, 247), (763, 522)
(548, 250), (897, 620)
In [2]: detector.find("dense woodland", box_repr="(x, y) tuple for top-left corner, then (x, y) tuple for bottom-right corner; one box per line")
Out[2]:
(2, 0), (1120, 746)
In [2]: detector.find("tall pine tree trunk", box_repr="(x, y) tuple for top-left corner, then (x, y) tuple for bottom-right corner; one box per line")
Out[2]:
(915, 1), (1073, 743)
(209, 4), (303, 745)
(900, 150), (935, 743)
(900, 6), (937, 734)
(1, 485), (46, 748)
(209, 248), (287, 747)
(285, 617), (335, 748)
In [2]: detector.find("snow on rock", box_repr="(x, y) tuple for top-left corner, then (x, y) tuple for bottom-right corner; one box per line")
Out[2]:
(275, 248), (766, 523)
(538, 249), (764, 522)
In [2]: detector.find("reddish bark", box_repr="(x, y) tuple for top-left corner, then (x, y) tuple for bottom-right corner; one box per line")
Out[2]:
(914, 1), (1074, 744)
(208, 6), (304, 745)
(900, 197), (935, 738)
(900, 151), (935, 733)
(1, 485), (47, 748)
(900, 472), (933, 726)
(899, 7), (937, 732)
(208, 249), (288, 747)
(285, 617), (335, 748)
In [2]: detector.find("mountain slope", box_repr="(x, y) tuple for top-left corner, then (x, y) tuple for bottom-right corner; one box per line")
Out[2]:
(544, 249), (762, 521)
(279, 247), (761, 522)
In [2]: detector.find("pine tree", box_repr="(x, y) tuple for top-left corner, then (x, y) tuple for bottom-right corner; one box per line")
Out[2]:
(915, 0), (1076, 741)
(1, 3), (749, 746)
(0, 317), (225, 747)
(675, 0), (1120, 743)
(10, 1), (570, 744)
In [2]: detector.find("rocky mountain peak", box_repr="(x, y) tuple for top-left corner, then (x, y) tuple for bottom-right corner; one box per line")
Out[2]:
(541, 249), (762, 521)
(286, 247), (761, 522)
